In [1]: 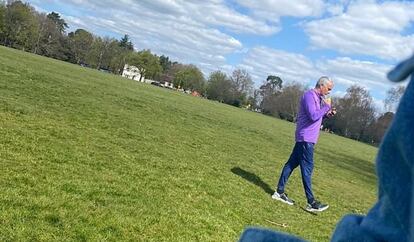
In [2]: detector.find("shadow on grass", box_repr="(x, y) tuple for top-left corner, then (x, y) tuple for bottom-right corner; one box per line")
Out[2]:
(231, 167), (274, 196)
(298, 206), (318, 216)
(231, 167), (319, 216)
(320, 151), (377, 186)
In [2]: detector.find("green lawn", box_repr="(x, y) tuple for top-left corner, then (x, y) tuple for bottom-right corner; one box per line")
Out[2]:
(0, 45), (378, 241)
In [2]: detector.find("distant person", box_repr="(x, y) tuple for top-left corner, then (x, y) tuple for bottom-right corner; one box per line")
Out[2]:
(272, 76), (335, 212)
(239, 55), (413, 241)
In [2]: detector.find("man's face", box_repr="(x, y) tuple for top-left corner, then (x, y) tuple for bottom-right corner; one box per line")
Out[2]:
(322, 81), (334, 96)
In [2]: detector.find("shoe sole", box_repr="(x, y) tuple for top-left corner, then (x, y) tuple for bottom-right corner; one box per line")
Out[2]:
(306, 205), (329, 212)
(271, 194), (294, 205)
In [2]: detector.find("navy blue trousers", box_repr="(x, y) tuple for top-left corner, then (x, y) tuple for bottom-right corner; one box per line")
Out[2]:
(277, 142), (315, 204)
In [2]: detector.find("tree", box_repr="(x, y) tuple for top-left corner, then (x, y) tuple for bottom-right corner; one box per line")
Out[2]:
(329, 85), (376, 141)
(107, 34), (135, 74)
(173, 64), (205, 92)
(230, 69), (253, 107)
(4, 1), (39, 51)
(32, 12), (47, 55)
(272, 83), (306, 121)
(108, 41), (134, 74)
(266, 75), (283, 89)
(68, 29), (94, 64)
(259, 75), (283, 115)
(161, 62), (180, 82)
(206, 71), (233, 103)
(85, 36), (116, 70)
(127, 49), (162, 81)
(119, 34), (133, 51)
(247, 89), (261, 111)
(46, 11), (67, 34)
(159, 59), (180, 83)
(33, 12), (69, 60)
(159, 55), (172, 73)
(365, 112), (394, 144)
(384, 85), (405, 112)
(0, 2), (6, 44)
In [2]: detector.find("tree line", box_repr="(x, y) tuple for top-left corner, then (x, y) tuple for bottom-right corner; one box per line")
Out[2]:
(0, 1), (405, 145)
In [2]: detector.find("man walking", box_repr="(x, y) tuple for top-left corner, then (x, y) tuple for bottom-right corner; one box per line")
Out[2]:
(272, 76), (335, 212)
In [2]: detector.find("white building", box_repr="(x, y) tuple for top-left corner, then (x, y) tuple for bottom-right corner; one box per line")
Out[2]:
(122, 64), (152, 83)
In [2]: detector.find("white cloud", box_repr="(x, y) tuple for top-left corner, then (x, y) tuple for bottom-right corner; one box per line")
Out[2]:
(49, 1), (249, 71)
(305, 0), (414, 60)
(237, 47), (395, 98)
(237, 47), (320, 86)
(236, 0), (325, 20)
(28, 0), (288, 75)
(332, 90), (346, 98)
(25, 0), (409, 104)
(61, 0), (279, 35)
(315, 57), (393, 90)
(372, 97), (385, 113)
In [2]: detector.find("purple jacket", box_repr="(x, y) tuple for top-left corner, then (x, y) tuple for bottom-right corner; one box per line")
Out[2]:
(295, 89), (331, 144)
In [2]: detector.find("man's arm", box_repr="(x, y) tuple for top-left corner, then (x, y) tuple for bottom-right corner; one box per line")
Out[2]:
(303, 92), (331, 122)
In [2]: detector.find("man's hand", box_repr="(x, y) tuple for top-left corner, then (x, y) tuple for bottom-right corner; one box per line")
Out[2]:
(324, 97), (332, 106)
(327, 108), (337, 117)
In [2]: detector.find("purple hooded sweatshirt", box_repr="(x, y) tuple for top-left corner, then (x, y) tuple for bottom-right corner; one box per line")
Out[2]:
(295, 89), (331, 144)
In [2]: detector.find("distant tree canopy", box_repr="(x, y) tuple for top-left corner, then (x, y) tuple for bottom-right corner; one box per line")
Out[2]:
(205, 69), (254, 107)
(230, 69), (254, 107)
(3, 1), (39, 51)
(384, 85), (405, 112)
(35, 12), (69, 60)
(272, 83), (306, 122)
(119, 34), (133, 51)
(127, 49), (162, 81)
(323, 85), (376, 142)
(68, 29), (93, 64)
(266, 75), (283, 89)
(47, 12), (68, 34)
(0, 0), (406, 146)
(366, 111), (394, 144)
(173, 64), (205, 92)
(206, 71), (233, 103)
(0, 3), (7, 43)
(259, 75), (283, 114)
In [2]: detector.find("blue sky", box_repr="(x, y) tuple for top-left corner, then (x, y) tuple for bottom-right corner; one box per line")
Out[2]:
(26, 0), (414, 111)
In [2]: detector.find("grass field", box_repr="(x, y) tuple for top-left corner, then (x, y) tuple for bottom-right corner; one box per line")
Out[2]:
(0, 45), (378, 241)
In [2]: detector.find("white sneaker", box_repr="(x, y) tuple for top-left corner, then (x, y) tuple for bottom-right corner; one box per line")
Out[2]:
(271, 192), (294, 205)
(306, 200), (329, 212)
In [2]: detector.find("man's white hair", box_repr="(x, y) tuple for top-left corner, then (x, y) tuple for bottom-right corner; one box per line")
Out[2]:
(316, 76), (332, 88)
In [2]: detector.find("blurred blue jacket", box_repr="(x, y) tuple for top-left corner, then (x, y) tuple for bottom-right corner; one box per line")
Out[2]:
(239, 55), (414, 242)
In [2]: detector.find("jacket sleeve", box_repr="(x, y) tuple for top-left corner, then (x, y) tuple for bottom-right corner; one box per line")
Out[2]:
(303, 91), (330, 122)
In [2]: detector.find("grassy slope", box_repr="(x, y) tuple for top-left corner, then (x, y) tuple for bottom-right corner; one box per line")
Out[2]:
(0, 45), (378, 241)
